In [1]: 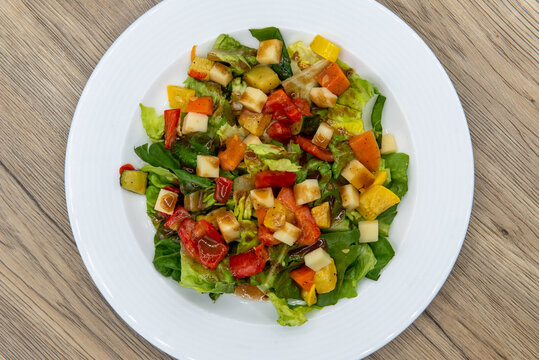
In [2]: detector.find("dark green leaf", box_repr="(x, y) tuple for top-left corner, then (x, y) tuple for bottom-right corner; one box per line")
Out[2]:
(153, 237), (182, 278)
(173, 169), (212, 195)
(377, 204), (398, 236)
(382, 153), (409, 199)
(366, 236), (395, 280)
(134, 142), (180, 172)
(371, 95), (386, 146)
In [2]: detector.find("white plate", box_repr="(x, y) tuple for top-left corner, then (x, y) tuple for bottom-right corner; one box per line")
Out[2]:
(65, 0), (474, 359)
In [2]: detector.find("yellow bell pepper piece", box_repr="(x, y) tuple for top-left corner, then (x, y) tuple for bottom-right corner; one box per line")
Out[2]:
(301, 284), (317, 306)
(188, 56), (214, 81)
(310, 35), (340, 62)
(314, 259), (337, 294)
(311, 202), (331, 229)
(361, 170), (388, 193)
(357, 185), (400, 220)
(328, 119), (364, 135)
(167, 86), (195, 112)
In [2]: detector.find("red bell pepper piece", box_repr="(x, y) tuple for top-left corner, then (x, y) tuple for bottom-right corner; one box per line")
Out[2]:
(255, 209), (280, 247)
(163, 186), (180, 194)
(164, 109), (180, 149)
(188, 69), (208, 79)
(266, 122), (292, 143)
(214, 176), (233, 203)
(293, 98), (312, 116)
(254, 171), (296, 189)
(276, 187), (299, 212)
(293, 135), (334, 162)
(294, 206), (321, 245)
(197, 236), (229, 270)
(179, 219), (229, 270)
(179, 219), (199, 262)
(119, 163), (135, 174)
(263, 89), (302, 124)
(164, 205), (190, 231)
(229, 243), (269, 279)
(193, 219), (224, 244)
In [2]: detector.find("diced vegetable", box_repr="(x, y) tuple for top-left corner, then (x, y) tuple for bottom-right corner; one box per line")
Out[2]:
(294, 205), (321, 245)
(154, 188), (179, 215)
(340, 184), (361, 210)
(311, 202), (331, 229)
(250, 187), (275, 210)
(188, 56), (214, 80)
(120, 170), (147, 194)
(304, 247), (332, 271)
(341, 159), (375, 190)
(218, 134), (246, 171)
(310, 87), (338, 108)
(182, 112), (209, 134)
(254, 170), (296, 188)
(264, 205), (286, 232)
(281, 59), (330, 102)
(314, 258), (337, 293)
(256, 208), (280, 247)
(216, 210), (241, 243)
(310, 35), (340, 62)
(186, 97), (213, 116)
(164, 109), (180, 149)
(167, 85), (195, 111)
(294, 135), (334, 162)
(289, 266), (315, 291)
(316, 62), (350, 96)
(266, 122), (292, 143)
(358, 220), (379, 243)
(164, 205), (191, 231)
(184, 190), (206, 212)
(381, 134), (397, 155)
(256, 39), (283, 65)
(179, 219), (229, 270)
(273, 222), (302, 246)
(238, 109), (272, 136)
(229, 244), (269, 279)
(371, 170), (388, 188)
(243, 134), (262, 146)
(214, 176), (233, 203)
(190, 45), (197, 61)
(207, 34), (257, 75)
(294, 179), (321, 205)
(357, 185), (400, 220)
(244, 66), (281, 93)
(277, 187), (299, 212)
(293, 98), (311, 116)
(349, 131), (381, 172)
(312, 122), (334, 148)
(301, 284), (317, 306)
(196, 155), (220, 178)
(119, 164), (135, 174)
(209, 62), (233, 87)
(240, 87), (268, 113)
(201, 207), (227, 227)
(263, 89), (302, 124)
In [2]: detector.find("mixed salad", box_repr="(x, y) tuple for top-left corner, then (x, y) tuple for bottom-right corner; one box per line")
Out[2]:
(119, 28), (409, 326)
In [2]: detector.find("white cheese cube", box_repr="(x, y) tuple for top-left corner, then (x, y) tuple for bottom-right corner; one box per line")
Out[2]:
(256, 39), (283, 65)
(310, 87), (337, 108)
(240, 87), (268, 113)
(216, 210), (241, 243)
(154, 188), (178, 215)
(312, 122), (334, 148)
(250, 187), (275, 210)
(304, 248), (332, 271)
(358, 220), (379, 243)
(196, 155), (220, 178)
(243, 134), (262, 146)
(341, 159), (375, 190)
(381, 134), (397, 155)
(273, 222), (302, 246)
(340, 184), (361, 210)
(182, 112), (208, 134)
(209, 62), (233, 87)
(294, 179), (321, 206)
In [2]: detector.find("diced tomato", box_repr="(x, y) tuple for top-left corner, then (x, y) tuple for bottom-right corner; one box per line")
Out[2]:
(218, 134), (246, 171)
(293, 98), (312, 116)
(193, 219), (224, 244)
(187, 69), (208, 79)
(178, 219), (199, 262)
(164, 205), (190, 231)
(263, 89), (302, 124)
(214, 176), (233, 203)
(197, 235), (229, 270)
(266, 122), (292, 143)
(293, 135), (334, 162)
(229, 244), (269, 279)
(180, 219), (229, 270)
(186, 96), (213, 116)
(164, 109), (181, 149)
(254, 171), (296, 189)
(163, 186), (180, 194)
(294, 206), (321, 245)
(263, 89), (290, 113)
(256, 209), (280, 247)
(289, 265), (315, 291)
(271, 109), (289, 123)
(277, 187), (299, 212)
(119, 163), (135, 174)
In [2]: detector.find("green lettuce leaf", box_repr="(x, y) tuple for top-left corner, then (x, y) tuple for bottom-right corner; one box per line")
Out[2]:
(287, 41), (321, 74)
(247, 144), (301, 173)
(263, 159), (301, 172)
(268, 293), (314, 326)
(366, 236), (395, 280)
(281, 59), (330, 102)
(179, 249), (236, 293)
(207, 34), (257, 75)
(139, 104), (164, 140)
(382, 153), (409, 199)
(135, 142), (180, 172)
(173, 169), (212, 195)
(235, 220), (259, 253)
(249, 27), (293, 80)
(377, 204), (398, 236)
(153, 236), (182, 282)
(140, 165), (178, 188)
(145, 185), (160, 215)
(339, 244), (377, 298)
(328, 134), (354, 178)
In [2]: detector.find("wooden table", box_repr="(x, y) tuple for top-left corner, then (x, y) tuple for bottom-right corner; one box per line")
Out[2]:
(0, 0), (537, 358)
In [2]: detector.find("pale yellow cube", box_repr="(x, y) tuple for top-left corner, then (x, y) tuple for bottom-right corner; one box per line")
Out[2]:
(240, 87), (267, 113)
(216, 210), (241, 243)
(358, 220), (379, 243)
(312, 122), (334, 148)
(209, 62), (233, 87)
(310, 87), (337, 108)
(256, 39), (283, 65)
(154, 189), (178, 215)
(294, 179), (321, 206)
(304, 248), (332, 271)
(341, 159), (375, 190)
(243, 134), (262, 146)
(182, 112), (208, 134)
(249, 187), (275, 210)
(381, 134), (397, 155)
(340, 184), (361, 210)
(196, 155), (220, 178)
(273, 222), (302, 246)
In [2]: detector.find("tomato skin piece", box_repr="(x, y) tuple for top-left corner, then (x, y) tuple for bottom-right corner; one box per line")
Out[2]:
(163, 186), (180, 194)
(179, 219), (200, 262)
(180, 219), (229, 270)
(294, 206), (321, 245)
(277, 187), (299, 212)
(229, 244), (269, 279)
(263, 89), (302, 124)
(119, 164), (135, 175)
(292, 98), (312, 116)
(194, 219), (224, 244)
(197, 235), (229, 270)
(266, 122), (292, 143)
(254, 171), (296, 189)
(263, 89), (290, 113)
(164, 205), (190, 231)
(256, 209), (280, 247)
(214, 176), (233, 203)
(293, 135), (334, 162)
(164, 109), (180, 149)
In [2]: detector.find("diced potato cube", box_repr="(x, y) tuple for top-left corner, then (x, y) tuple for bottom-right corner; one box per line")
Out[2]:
(301, 283), (317, 306)
(238, 109), (272, 136)
(304, 248), (332, 271)
(358, 220), (379, 243)
(312, 122), (334, 148)
(340, 184), (361, 210)
(311, 202), (331, 229)
(182, 112), (208, 134)
(167, 85), (195, 111)
(314, 259), (337, 293)
(209, 62), (233, 87)
(357, 185), (401, 220)
(273, 222), (302, 246)
(154, 188), (178, 215)
(188, 56), (214, 81)
(250, 187), (275, 210)
(216, 210), (241, 243)
(294, 179), (321, 206)
(264, 206), (286, 232)
(240, 87), (268, 113)
(244, 66), (281, 93)
(381, 134), (397, 155)
(243, 134), (262, 146)
(310, 87), (337, 108)
(196, 155), (220, 178)
(202, 207), (227, 227)
(256, 39), (283, 65)
(341, 159), (375, 190)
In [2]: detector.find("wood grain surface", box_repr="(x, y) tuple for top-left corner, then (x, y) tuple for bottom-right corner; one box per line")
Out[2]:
(0, 0), (537, 359)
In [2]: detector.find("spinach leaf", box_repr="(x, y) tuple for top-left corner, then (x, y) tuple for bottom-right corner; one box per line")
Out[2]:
(339, 244), (377, 298)
(134, 142), (180, 172)
(173, 169), (212, 195)
(273, 265), (302, 300)
(249, 27), (293, 80)
(366, 236), (395, 280)
(172, 132), (218, 169)
(382, 153), (409, 199)
(328, 135), (354, 179)
(140, 165), (178, 188)
(371, 95), (386, 146)
(377, 204), (398, 236)
(207, 34), (258, 75)
(153, 236), (182, 281)
(145, 185), (160, 215)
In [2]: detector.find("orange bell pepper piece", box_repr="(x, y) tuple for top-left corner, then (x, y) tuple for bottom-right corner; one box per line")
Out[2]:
(349, 131), (381, 172)
(218, 134), (246, 171)
(290, 265), (316, 291)
(316, 62), (350, 96)
(186, 96), (213, 115)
